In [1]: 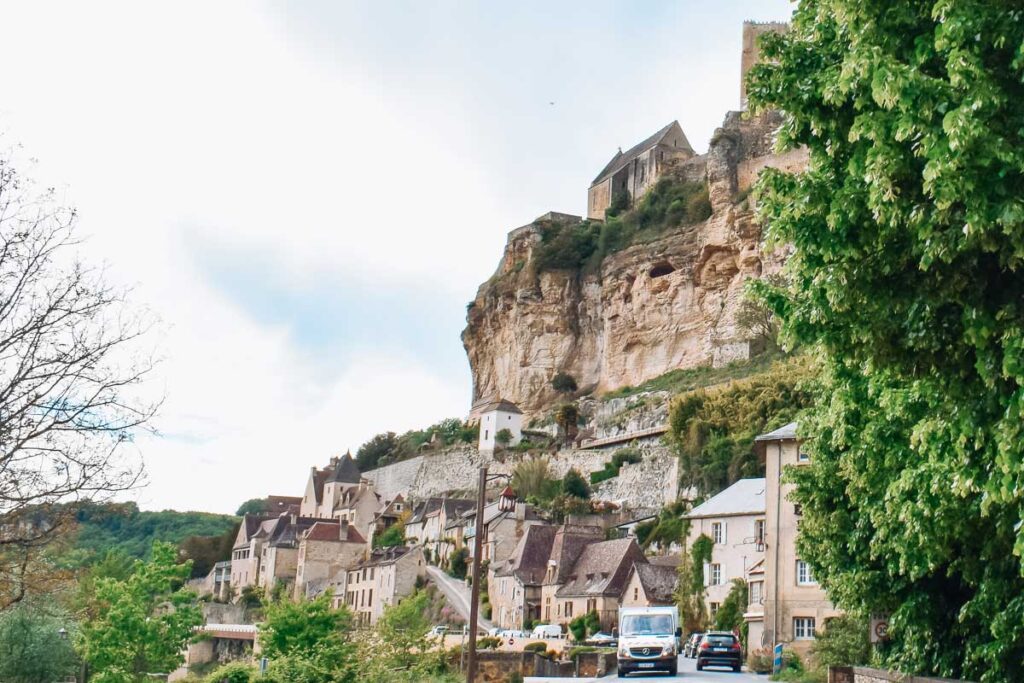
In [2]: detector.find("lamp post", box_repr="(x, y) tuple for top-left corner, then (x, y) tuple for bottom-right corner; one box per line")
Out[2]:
(465, 466), (515, 683)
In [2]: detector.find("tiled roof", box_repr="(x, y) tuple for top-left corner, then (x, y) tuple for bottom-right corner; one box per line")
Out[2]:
(632, 562), (678, 603)
(556, 538), (645, 598)
(354, 545), (416, 568)
(754, 422), (799, 442)
(266, 496), (303, 514)
(648, 555), (681, 568)
(591, 121), (692, 185)
(547, 525), (605, 585)
(326, 453), (361, 484)
(495, 524), (558, 585)
(686, 478), (766, 519)
(475, 398), (523, 414)
(303, 521), (366, 544)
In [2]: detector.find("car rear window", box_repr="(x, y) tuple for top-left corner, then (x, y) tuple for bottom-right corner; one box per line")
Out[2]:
(705, 634), (737, 645)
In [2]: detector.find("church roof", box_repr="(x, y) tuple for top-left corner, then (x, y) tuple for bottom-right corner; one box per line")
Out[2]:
(591, 121), (692, 186)
(326, 453), (361, 484)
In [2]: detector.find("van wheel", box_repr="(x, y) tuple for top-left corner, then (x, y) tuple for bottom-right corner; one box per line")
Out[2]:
(617, 670), (625, 678)
(696, 661), (703, 671)
(668, 662), (677, 676)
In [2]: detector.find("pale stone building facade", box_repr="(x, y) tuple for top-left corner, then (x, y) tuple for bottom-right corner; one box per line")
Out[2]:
(476, 399), (523, 451)
(752, 423), (841, 654)
(684, 477), (766, 619)
(293, 520), (367, 599)
(343, 545), (426, 626)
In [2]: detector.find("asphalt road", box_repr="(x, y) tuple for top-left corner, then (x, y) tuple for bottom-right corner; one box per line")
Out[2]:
(425, 565), (495, 633)
(527, 653), (764, 682)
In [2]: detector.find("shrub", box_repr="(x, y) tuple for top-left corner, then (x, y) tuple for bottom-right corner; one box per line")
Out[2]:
(590, 448), (642, 484)
(203, 662), (256, 683)
(477, 636), (501, 649)
(495, 428), (513, 446)
(566, 646), (598, 660)
(551, 372), (578, 394)
(447, 548), (468, 580)
(568, 615), (587, 642)
(810, 615), (870, 669)
(524, 642), (548, 654)
(748, 648), (773, 674)
(583, 610), (601, 636)
(507, 673), (524, 683)
(562, 468), (591, 500)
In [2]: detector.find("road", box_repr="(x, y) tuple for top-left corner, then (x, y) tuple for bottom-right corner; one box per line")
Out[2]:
(425, 565), (495, 633)
(527, 653), (764, 682)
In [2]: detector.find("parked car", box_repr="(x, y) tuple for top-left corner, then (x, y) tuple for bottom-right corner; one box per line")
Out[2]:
(498, 629), (528, 640)
(695, 631), (743, 672)
(428, 625), (448, 638)
(585, 631), (617, 647)
(531, 623), (564, 639)
(683, 632), (704, 658)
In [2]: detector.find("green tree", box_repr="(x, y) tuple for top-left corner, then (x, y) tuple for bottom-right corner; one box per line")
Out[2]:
(0, 602), (77, 683)
(355, 432), (398, 471)
(561, 468), (591, 500)
(358, 590), (449, 682)
(810, 615), (871, 671)
(495, 428), (513, 446)
(511, 457), (558, 503)
(204, 661), (257, 683)
(446, 548), (468, 580)
(713, 579), (748, 633)
(676, 535), (712, 633)
(78, 542), (203, 683)
(259, 594), (356, 683)
(373, 522), (405, 549)
(235, 499), (270, 516)
(551, 372), (578, 394)
(747, 2), (1024, 680)
(554, 403), (580, 444)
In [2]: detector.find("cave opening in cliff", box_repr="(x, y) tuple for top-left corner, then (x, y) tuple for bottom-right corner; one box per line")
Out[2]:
(649, 262), (675, 279)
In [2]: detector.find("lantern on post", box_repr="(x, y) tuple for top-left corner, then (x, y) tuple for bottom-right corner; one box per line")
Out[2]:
(498, 485), (517, 512)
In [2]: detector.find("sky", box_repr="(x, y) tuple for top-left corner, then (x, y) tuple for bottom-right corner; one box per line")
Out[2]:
(0, 0), (793, 514)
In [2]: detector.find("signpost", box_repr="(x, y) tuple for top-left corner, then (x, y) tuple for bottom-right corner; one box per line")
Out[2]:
(773, 643), (783, 674)
(870, 614), (891, 644)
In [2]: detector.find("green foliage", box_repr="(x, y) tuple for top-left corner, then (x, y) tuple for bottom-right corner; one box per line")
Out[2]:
(360, 590), (449, 681)
(235, 498), (270, 516)
(372, 522), (405, 549)
(566, 645), (598, 660)
(356, 420), (479, 471)
(554, 403), (580, 443)
(583, 610), (601, 636)
(66, 502), (239, 565)
(534, 219), (600, 272)
(810, 615), (871, 671)
(714, 579), (748, 633)
(603, 349), (785, 400)
(495, 428), (513, 446)
(547, 494), (593, 523)
(635, 501), (689, 550)
(507, 673), (524, 683)
(477, 636), (501, 649)
(567, 615), (587, 643)
(355, 432), (399, 471)
(551, 372), (578, 394)
(79, 542), (204, 683)
(0, 602), (77, 683)
(259, 594), (356, 683)
(446, 548), (468, 580)
(747, 1), (1024, 680)
(179, 522), (240, 578)
(667, 356), (812, 496)
(204, 662), (257, 683)
(590, 448), (642, 485)
(511, 457), (559, 504)
(561, 468), (591, 500)
(676, 534), (713, 633)
(523, 641), (548, 654)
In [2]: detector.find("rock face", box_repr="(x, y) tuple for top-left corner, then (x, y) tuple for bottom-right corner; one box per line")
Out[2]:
(463, 111), (806, 415)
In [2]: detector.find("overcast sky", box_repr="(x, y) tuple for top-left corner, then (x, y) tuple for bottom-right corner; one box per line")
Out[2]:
(0, 0), (792, 514)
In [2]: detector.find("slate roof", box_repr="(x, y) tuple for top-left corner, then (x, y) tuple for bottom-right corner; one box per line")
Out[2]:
(754, 422), (799, 442)
(311, 467), (332, 504)
(495, 524), (558, 585)
(685, 478), (766, 519)
(632, 562), (678, 604)
(555, 538), (646, 598)
(547, 525), (606, 585)
(326, 453), (361, 484)
(303, 521), (366, 544)
(591, 121), (692, 185)
(265, 496), (302, 514)
(475, 398), (523, 415)
(354, 545), (416, 569)
(264, 515), (320, 549)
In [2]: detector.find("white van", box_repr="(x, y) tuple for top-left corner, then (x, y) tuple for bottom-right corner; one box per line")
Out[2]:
(531, 623), (564, 639)
(615, 606), (681, 677)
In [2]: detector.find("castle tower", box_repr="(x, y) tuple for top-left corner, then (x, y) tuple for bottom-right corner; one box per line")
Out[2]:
(740, 21), (789, 109)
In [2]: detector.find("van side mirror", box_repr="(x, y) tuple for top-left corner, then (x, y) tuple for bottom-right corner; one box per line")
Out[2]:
(675, 627), (682, 637)
(612, 627), (618, 637)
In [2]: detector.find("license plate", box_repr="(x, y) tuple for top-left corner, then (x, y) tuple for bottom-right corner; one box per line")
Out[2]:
(638, 663), (655, 668)
(714, 647), (728, 652)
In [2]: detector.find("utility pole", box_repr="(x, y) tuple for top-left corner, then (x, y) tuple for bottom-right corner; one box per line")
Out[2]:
(466, 465), (488, 683)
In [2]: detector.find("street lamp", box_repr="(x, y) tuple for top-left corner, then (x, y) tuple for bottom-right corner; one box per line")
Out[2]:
(466, 467), (514, 683)
(58, 627), (68, 640)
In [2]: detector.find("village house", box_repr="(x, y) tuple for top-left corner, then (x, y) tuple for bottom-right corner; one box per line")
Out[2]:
(539, 524), (606, 625)
(299, 454), (380, 541)
(229, 512), (321, 595)
(751, 423), (841, 654)
(293, 519), (367, 600)
(490, 524), (558, 630)
(684, 477), (766, 621)
(586, 121), (695, 220)
(343, 545), (426, 626)
(553, 537), (647, 631)
(476, 399), (523, 452)
(404, 496), (475, 563)
(465, 497), (547, 566)
(619, 557), (679, 609)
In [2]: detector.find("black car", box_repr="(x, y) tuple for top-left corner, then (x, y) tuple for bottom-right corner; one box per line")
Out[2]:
(695, 631), (743, 672)
(683, 632), (704, 658)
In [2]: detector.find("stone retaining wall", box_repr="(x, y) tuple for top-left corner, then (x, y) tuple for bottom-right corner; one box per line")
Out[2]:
(829, 666), (975, 683)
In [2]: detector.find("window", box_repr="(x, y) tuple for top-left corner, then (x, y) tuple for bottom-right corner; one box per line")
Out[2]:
(586, 598), (596, 613)
(710, 602), (720, 616)
(710, 563), (722, 586)
(794, 504), (803, 517)
(565, 601), (573, 618)
(750, 581), (763, 604)
(634, 587), (639, 601)
(796, 560), (816, 585)
(794, 617), (816, 640)
(484, 430), (489, 440)
(712, 522), (725, 545)
(755, 519), (766, 544)
(798, 451), (810, 463)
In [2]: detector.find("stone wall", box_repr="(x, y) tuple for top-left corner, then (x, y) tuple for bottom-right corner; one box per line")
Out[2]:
(829, 667), (975, 683)
(740, 21), (789, 107)
(365, 443), (678, 509)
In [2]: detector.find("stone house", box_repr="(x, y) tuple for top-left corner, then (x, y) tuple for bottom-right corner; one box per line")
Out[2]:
(465, 500), (546, 566)
(552, 538), (647, 631)
(405, 497), (475, 563)
(293, 520), (367, 600)
(619, 559), (679, 609)
(752, 423), (841, 654)
(366, 494), (407, 548)
(229, 514), (266, 593)
(684, 477), (766, 621)
(299, 454), (380, 541)
(540, 524), (606, 624)
(476, 399), (523, 452)
(343, 545), (426, 626)
(229, 513), (320, 595)
(491, 524), (558, 630)
(587, 121), (695, 220)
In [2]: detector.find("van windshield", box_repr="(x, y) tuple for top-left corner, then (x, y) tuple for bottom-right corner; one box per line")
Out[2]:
(620, 614), (674, 636)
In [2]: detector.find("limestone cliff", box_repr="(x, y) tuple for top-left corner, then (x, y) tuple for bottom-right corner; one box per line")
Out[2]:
(463, 111), (806, 415)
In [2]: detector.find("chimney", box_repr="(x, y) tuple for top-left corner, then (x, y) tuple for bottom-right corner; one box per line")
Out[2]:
(290, 513), (297, 525)
(329, 455), (339, 467)
(339, 519), (350, 540)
